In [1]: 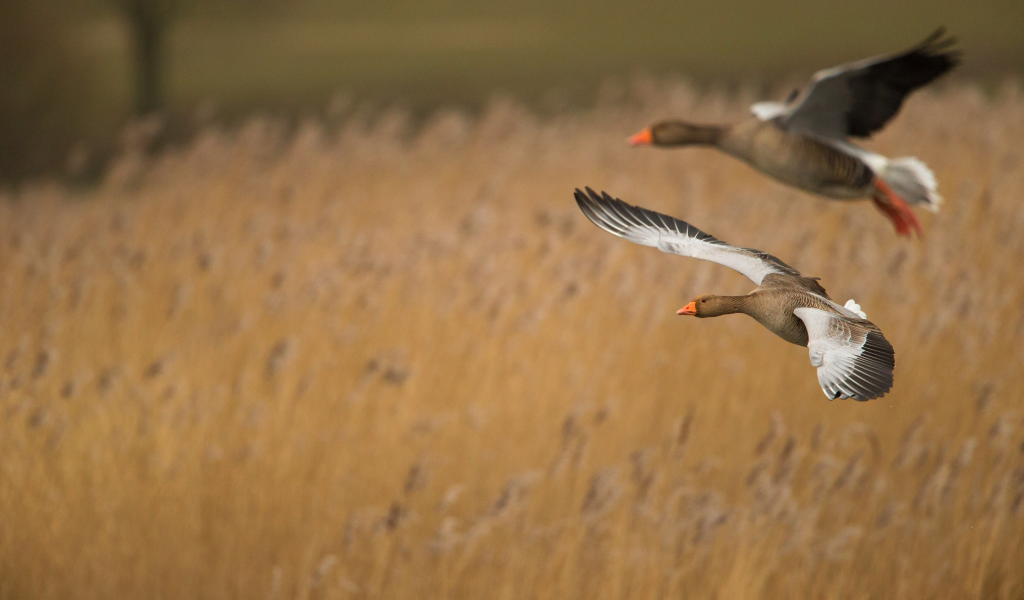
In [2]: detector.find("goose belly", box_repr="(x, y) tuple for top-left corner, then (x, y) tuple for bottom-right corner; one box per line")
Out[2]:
(722, 125), (872, 200)
(743, 289), (811, 347)
(752, 311), (810, 347)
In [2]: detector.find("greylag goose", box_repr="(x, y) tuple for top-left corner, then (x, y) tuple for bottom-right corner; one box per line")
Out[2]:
(575, 187), (895, 400)
(630, 28), (959, 238)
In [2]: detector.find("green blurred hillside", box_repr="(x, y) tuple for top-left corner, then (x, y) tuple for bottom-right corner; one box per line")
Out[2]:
(3, 0), (1023, 179)
(82, 0), (1024, 109)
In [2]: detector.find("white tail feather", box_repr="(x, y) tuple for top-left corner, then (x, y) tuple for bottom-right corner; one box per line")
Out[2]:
(879, 157), (942, 212)
(844, 299), (866, 319)
(750, 101), (788, 121)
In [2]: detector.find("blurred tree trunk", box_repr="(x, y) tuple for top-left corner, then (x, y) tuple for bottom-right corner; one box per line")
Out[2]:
(0, 1), (89, 180)
(118, 0), (174, 115)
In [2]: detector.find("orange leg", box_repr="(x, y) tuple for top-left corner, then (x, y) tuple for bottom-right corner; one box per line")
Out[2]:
(872, 178), (923, 239)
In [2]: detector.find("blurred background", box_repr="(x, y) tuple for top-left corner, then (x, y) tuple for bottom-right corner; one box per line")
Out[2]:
(2, 0), (1023, 181)
(3, 2), (1024, 599)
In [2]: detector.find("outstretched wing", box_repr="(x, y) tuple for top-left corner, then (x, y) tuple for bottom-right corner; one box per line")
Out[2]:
(794, 307), (895, 401)
(574, 187), (802, 285)
(766, 28), (959, 139)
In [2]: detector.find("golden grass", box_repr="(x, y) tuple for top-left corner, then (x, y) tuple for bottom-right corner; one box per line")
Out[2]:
(2, 80), (1024, 599)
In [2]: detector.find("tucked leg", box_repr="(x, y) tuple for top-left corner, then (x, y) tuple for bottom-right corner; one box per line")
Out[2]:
(873, 178), (923, 238)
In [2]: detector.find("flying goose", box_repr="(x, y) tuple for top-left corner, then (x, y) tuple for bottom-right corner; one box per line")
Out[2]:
(575, 187), (895, 400)
(630, 28), (960, 238)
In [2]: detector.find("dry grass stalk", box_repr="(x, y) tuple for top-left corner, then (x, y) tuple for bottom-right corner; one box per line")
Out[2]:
(1, 80), (1023, 599)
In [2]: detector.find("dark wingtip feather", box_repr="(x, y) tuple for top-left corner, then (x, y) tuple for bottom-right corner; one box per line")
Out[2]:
(919, 26), (947, 46)
(855, 330), (896, 400)
(915, 26), (962, 68)
(844, 29), (960, 138)
(574, 188), (597, 213)
(865, 330), (896, 370)
(575, 187), (633, 239)
(573, 187), (727, 246)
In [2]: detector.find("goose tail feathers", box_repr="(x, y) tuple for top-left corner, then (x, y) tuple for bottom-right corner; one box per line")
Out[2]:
(879, 157), (942, 212)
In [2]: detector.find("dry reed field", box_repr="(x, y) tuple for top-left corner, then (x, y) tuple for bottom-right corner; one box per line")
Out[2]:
(2, 80), (1024, 599)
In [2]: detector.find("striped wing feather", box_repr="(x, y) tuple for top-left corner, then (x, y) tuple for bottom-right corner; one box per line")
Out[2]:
(574, 187), (801, 285)
(794, 307), (895, 401)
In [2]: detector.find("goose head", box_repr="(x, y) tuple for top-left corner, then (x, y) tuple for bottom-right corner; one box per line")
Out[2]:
(677, 294), (743, 318)
(630, 121), (722, 146)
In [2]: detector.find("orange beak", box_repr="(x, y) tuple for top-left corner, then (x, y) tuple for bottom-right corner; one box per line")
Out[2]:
(677, 301), (697, 316)
(629, 128), (653, 146)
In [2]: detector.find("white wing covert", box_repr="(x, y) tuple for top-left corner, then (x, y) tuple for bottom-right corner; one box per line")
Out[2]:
(794, 307), (895, 401)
